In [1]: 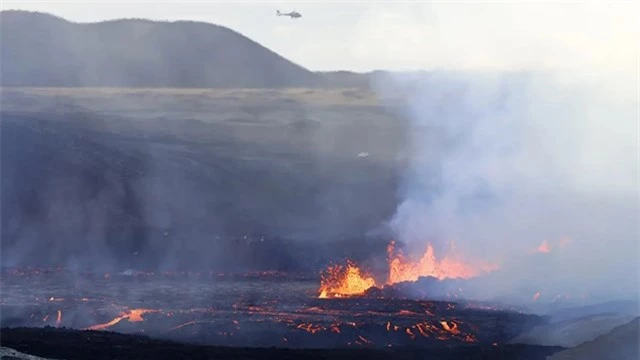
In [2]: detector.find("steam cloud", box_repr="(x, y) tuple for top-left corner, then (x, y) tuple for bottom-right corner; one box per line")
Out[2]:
(372, 70), (638, 304)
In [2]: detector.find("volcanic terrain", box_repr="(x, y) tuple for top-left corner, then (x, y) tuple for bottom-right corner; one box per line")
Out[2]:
(2, 10), (638, 360)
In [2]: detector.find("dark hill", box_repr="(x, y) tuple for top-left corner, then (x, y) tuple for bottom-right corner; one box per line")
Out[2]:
(0, 327), (565, 360)
(0, 10), (322, 88)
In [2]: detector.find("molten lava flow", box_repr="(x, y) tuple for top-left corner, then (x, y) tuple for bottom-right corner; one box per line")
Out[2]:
(318, 261), (376, 299)
(405, 327), (416, 340)
(386, 321), (400, 331)
(533, 291), (541, 301)
(536, 240), (551, 253)
(440, 321), (460, 335)
(87, 315), (127, 330)
(169, 320), (197, 332)
(386, 241), (498, 285)
(464, 334), (477, 343)
(415, 323), (429, 337)
(296, 323), (324, 334)
(55, 310), (62, 327)
(86, 308), (158, 331)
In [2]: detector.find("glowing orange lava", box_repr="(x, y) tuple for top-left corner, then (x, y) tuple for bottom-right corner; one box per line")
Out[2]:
(387, 241), (497, 284)
(533, 291), (541, 301)
(536, 240), (551, 253)
(533, 237), (572, 254)
(56, 310), (62, 327)
(318, 261), (377, 299)
(317, 241), (498, 298)
(405, 328), (416, 340)
(296, 323), (324, 334)
(86, 308), (158, 331)
(440, 321), (460, 335)
(357, 335), (373, 344)
(169, 320), (197, 332)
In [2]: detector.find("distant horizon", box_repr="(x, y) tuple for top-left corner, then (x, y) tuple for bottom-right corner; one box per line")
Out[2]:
(2, 2), (636, 75)
(1, 9), (552, 76)
(0, 9), (442, 74)
(0, 9), (380, 74)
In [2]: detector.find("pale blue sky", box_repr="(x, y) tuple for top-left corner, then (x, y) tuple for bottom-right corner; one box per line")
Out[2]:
(2, 1), (638, 73)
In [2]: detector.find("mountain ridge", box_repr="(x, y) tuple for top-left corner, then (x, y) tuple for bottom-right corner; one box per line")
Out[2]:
(2, 10), (363, 88)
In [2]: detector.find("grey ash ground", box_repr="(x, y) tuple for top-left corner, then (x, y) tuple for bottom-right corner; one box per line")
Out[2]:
(0, 327), (565, 360)
(1, 89), (633, 359)
(1, 88), (406, 272)
(0, 267), (543, 349)
(0, 266), (568, 359)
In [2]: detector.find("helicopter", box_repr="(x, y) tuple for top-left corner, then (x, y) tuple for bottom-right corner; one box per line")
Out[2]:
(276, 10), (302, 19)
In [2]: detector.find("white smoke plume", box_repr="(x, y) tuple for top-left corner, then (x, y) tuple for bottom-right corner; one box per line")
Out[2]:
(370, 8), (638, 304)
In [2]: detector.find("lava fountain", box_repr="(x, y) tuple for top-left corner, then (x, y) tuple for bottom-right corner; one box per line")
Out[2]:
(318, 261), (376, 298)
(318, 241), (499, 298)
(386, 241), (498, 285)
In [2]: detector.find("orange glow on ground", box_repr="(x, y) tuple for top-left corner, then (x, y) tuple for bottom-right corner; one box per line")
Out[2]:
(86, 308), (159, 331)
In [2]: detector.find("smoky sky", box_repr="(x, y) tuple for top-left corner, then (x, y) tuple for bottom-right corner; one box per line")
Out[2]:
(372, 70), (639, 303)
(2, 2), (637, 73)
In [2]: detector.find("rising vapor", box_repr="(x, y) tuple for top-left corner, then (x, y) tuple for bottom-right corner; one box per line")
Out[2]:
(362, 1), (639, 306)
(371, 69), (638, 304)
